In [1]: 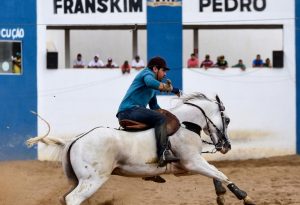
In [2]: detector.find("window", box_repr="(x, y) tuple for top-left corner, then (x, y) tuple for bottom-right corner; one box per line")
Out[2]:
(0, 41), (22, 75)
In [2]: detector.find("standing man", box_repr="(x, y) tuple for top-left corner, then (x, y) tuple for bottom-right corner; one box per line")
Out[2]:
(116, 56), (180, 167)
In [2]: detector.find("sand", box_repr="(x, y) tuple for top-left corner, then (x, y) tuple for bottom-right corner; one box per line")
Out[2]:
(0, 155), (299, 205)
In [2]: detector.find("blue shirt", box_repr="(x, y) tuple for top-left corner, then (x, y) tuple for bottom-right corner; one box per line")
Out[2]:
(117, 68), (161, 113)
(253, 59), (263, 67)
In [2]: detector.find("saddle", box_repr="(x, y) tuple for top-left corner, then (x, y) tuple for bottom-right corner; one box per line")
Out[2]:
(119, 109), (180, 136)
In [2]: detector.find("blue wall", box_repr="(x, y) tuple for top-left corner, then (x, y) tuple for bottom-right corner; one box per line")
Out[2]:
(296, 0), (300, 154)
(147, 1), (182, 89)
(0, 0), (37, 160)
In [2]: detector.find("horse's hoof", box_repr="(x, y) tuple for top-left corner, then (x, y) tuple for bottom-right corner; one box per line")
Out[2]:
(243, 196), (256, 205)
(216, 195), (225, 205)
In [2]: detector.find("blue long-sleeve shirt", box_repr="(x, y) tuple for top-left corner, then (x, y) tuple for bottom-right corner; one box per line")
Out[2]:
(117, 68), (161, 114)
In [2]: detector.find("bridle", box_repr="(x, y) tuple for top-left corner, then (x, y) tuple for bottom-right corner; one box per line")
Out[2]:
(183, 98), (230, 152)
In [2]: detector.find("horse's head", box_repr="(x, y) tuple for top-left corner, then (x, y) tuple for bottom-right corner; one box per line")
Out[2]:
(180, 93), (231, 154)
(205, 95), (231, 154)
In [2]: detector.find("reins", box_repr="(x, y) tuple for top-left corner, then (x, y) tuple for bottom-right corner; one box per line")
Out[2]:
(184, 102), (225, 137)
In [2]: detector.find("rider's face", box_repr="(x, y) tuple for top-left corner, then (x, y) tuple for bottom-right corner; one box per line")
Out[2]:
(156, 68), (167, 81)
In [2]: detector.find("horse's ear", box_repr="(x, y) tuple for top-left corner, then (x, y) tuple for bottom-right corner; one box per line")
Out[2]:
(216, 95), (225, 111)
(216, 95), (221, 103)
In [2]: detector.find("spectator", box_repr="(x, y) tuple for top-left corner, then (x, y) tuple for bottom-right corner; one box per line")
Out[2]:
(215, 55), (228, 70)
(105, 57), (119, 68)
(263, 58), (272, 68)
(131, 55), (145, 70)
(252, 54), (263, 67)
(12, 52), (21, 74)
(73, 53), (85, 68)
(121, 60), (131, 74)
(88, 54), (104, 68)
(232, 59), (246, 71)
(187, 53), (199, 68)
(200, 54), (214, 69)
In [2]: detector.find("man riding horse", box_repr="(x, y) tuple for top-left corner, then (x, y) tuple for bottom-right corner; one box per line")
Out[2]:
(116, 56), (181, 167)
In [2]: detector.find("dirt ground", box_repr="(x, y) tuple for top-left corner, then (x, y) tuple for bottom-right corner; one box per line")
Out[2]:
(0, 155), (299, 205)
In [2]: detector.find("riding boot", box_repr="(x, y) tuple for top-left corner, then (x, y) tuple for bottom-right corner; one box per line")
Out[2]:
(155, 122), (179, 167)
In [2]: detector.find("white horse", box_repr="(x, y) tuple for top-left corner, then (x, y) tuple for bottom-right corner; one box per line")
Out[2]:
(27, 93), (255, 205)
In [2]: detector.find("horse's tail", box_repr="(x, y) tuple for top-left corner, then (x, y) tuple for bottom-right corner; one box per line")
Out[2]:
(26, 111), (66, 147)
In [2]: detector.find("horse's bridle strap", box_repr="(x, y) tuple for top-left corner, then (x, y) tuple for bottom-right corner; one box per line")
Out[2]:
(184, 102), (222, 134)
(183, 102), (227, 145)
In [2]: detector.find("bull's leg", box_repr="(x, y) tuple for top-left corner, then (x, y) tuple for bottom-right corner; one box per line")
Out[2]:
(182, 155), (255, 205)
(65, 174), (110, 205)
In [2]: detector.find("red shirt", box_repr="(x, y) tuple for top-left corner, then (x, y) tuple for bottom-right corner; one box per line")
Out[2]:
(187, 58), (199, 68)
(200, 60), (214, 68)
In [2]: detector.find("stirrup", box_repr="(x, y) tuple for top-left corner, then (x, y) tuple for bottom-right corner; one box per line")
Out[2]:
(158, 150), (179, 167)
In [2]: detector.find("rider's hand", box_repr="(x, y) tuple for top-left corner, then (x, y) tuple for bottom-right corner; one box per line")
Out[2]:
(172, 87), (181, 97)
(166, 79), (172, 86)
(161, 81), (173, 92)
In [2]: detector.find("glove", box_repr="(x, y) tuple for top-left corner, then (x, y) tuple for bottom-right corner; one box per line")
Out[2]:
(160, 79), (173, 92)
(166, 79), (172, 86)
(162, 83), (173, 92)
(172, 87), (181, 97)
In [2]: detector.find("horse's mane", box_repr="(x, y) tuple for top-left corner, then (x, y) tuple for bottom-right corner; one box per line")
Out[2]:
(180, 92), (212, 103)
(170, 92), (213, 111)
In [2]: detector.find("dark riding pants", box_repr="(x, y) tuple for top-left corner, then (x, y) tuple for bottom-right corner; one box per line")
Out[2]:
(117, 107), (168, 157)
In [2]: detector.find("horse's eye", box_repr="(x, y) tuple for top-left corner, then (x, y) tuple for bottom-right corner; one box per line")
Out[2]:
(225, 118), (230, 125)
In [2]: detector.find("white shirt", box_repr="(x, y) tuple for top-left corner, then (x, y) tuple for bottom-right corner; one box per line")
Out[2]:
(105, 62), (118, 68)
(88, 60), (104, 68)
(73, 60), (85, 67)
(131, 59), (145, 68)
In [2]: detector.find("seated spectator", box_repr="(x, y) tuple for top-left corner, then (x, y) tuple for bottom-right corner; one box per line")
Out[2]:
(263, 58), (272, 68)
(131, 55), (145, 70)
(105, 57), (118, 68)
(73, 53), (85, 68)
(88, 54), (104, 68)
(187, 53), (199, 68)
(252, 54), (263, 67)
(200, 54), (214, 69)
(121, 60), (131, 74)
(215, 55), (228, 70)
(232, 59), (246, 71)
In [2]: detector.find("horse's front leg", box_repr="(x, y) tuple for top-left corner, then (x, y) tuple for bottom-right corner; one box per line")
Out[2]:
(182, 155), (255, 205)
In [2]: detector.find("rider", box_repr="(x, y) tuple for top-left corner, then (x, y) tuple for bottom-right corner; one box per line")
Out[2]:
(116, 56), (180, 167)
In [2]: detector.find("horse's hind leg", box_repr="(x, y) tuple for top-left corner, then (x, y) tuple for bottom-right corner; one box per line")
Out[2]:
(60, 179), (78, 205)
(65, 175), (110, 205)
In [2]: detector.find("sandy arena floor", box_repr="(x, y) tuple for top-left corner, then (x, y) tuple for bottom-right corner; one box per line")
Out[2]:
(0, 155), (299, 205)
